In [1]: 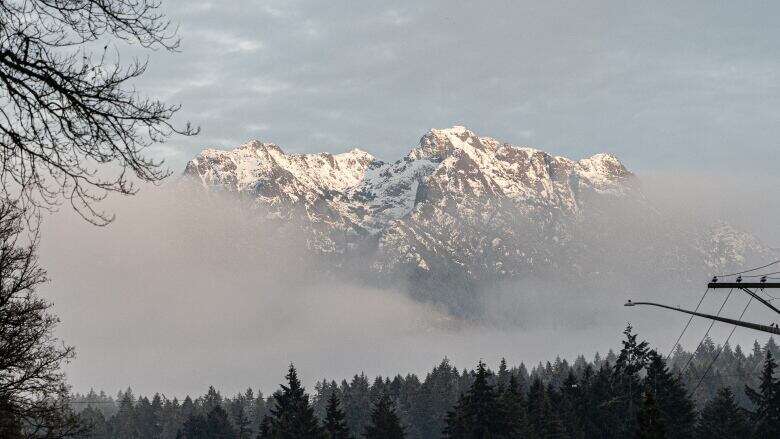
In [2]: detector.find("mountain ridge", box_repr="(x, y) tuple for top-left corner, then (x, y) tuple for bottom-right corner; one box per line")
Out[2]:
(184, 126), (635, 233)
(182, 126), (772, 318)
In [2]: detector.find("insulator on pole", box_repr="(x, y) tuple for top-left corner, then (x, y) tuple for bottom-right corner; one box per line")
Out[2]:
(761, 276), (767, 283)
(736, 275), (742, 283)
(711, 276), (718, 283)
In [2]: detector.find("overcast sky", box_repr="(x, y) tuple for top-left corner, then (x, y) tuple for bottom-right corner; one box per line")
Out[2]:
(133, 0), (780, 176)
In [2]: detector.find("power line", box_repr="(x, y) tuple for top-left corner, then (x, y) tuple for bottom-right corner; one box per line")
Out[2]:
(740, 270), (780, 278)
(714, 260), (780, 278)
(688, 296), (753, 398)
(666, 287), (710, 363)
(678, 288), (734, 377)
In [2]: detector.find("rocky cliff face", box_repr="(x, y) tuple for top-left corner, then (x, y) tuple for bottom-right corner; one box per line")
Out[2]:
(183, 126), (771, 316)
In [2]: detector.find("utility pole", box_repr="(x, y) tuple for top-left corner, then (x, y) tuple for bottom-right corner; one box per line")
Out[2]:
(626, 276), (780, 335)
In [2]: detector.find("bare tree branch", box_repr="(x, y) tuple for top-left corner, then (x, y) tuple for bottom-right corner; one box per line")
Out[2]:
(0, 0), (198, 225)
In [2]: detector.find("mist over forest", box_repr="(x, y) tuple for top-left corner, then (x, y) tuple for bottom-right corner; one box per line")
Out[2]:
(37, 171), (779, 398)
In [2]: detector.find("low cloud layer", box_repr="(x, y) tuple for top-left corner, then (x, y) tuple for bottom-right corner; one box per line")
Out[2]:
(38, 173), (779, 397)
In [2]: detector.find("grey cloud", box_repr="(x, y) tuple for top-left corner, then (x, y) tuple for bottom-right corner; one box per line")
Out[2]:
(119, 0), (780, 177)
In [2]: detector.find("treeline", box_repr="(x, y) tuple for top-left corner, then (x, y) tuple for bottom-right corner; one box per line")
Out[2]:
(73, 327), (780, 438)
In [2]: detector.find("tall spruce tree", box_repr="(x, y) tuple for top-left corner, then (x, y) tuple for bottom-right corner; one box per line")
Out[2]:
(204, 405), (236, 439)
(343, 374), (372, 436)
(114, 388), (140, 439)
(180, 413), (207, 439)
(442, 394), (469, 439)
(230, 397), (252, 439)
(467, 361), (503, 438)
(695, 387), (751, 439)
(745, 350), (780, 438)
(364, 393), (405, 439)
(559, 371), (585, 439)
(442, 361), (506, 438)
(258, 415), (273, 439)
(526, 377), (542, 438)
(266, 364), (323, 439)
(636, 390), (664, 439)
(613, 325), (649, 437)
(541, 383), (566, 439)
(643, 350), (695, 439)
(324, 391), (351, 439)
(499, 374), (529, 438)
(420, 360), (461, 439)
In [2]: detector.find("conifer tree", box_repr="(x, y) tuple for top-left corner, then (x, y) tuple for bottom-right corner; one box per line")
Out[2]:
(695, 387), (751, 439)
(205, 405), (236, 438)
(636, 390), (664, 439)
(467, 361), (503, 437)
(527, 377), (547, 438)
(496, 358), (510, 392)
(203, 386), (223, 414)
(324, 391), (351, 439)
(344, 374), (372, 436)
(231, 397), (252, 439)
(442, 394), (469, 439)
(541, 383), (566, 439)
(614, 325), (649, 437)
(442, 361), (506, 438)
(560, 371), (584, 439)
(266, 364), (323, 439)
(420, 359), (461, 439)
(643, 350), (695, 439)
(181, 396), (196, 421)
(180, 413), (208, 439)
(258, 415), (272, 439)
(254, 391), (268, 433)
(114, 388), (140, 439)
(499, 374), (529, 437)
(161, 397), (182, 439)
(364, 393), (405, 439)
(79, 406), (110, 439)
(745, 350), (780, 438)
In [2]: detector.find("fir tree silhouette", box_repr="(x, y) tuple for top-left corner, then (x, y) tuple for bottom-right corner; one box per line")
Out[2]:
(324, 391), (351, 439)
(636, 390), (664, 439)
(745, 350), (780, 437)
(442, 360), (506, 438)
(695, 387), (751, 439)
(364, 393), (405, 439)
(265, 364), (323, 439)
(643, 350), (695, 438)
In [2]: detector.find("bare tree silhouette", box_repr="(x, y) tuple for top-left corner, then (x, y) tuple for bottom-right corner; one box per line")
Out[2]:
(0, 0), (198, 225)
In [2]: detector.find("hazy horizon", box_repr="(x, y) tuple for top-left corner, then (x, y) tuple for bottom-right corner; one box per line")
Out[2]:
(41, 172), (779, 398)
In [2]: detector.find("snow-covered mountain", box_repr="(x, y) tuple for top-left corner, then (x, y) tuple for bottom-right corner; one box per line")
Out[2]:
(184, 126), (631, 233)
(183, 126), (771, 316)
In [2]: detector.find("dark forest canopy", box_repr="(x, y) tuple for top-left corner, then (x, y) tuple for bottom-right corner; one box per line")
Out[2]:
(71, 329), (780, 439)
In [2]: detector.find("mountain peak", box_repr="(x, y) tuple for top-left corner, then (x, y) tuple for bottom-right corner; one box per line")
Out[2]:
(430, 125), (472, 136)
(185, 126), (636, 235)
(411, 126), (485, 161)
(180, 128), (770, 315)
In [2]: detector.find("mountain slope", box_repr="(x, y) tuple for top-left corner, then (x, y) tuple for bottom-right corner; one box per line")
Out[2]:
(183, 126), (771, 317)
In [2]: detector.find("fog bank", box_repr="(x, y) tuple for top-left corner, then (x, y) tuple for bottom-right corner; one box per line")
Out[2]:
(39, 174), (778, 397)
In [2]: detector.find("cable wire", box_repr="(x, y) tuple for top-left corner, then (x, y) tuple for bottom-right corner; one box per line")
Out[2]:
(688, 296), (753, 398)
(740, 270), (780, 278)
(678, 288), (734, 377)
(666, 287), (711, 363)
(714, 260), (780, 278)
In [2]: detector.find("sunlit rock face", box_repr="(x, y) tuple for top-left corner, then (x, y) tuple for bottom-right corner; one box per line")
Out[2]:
(184, 126), (772, 317)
